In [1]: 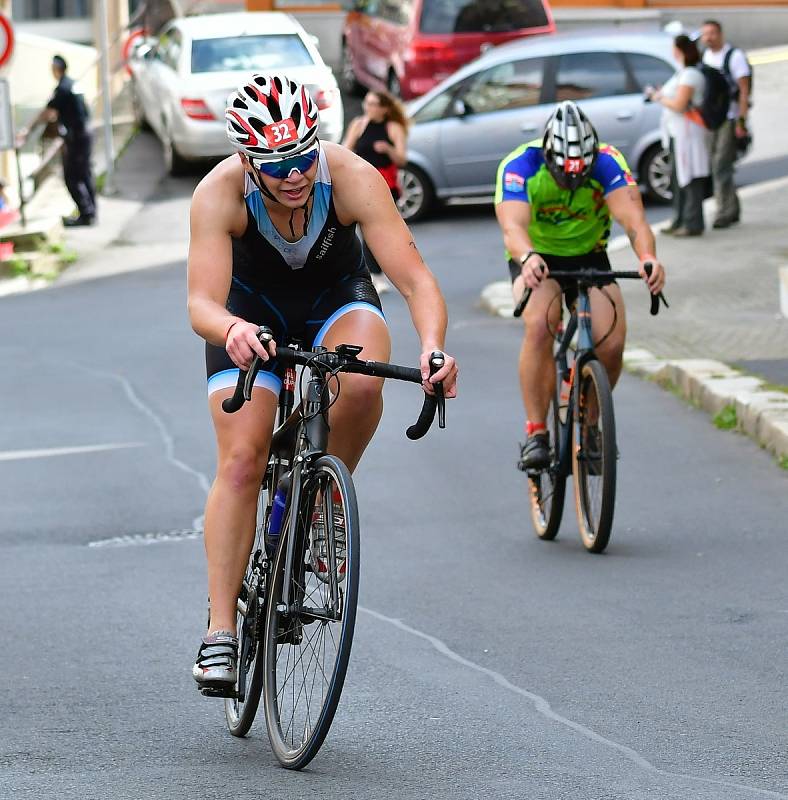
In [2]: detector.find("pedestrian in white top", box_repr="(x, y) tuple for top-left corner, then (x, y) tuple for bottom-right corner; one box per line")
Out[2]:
(645, 35), (710, 237)
(701, 20), (752, 228)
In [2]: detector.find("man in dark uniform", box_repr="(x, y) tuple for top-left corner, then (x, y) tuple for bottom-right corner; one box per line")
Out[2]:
(19, 55), (97, 226)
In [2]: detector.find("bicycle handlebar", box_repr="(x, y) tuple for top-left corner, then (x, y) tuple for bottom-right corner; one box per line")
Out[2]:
(221, 329), (446, 440)
(513, 263), (669, 318)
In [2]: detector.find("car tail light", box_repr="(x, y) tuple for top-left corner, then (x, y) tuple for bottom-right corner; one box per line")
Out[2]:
(405, 39), (459, 65)
(312, 87), (338, 110)
(180, 98), (215, 121)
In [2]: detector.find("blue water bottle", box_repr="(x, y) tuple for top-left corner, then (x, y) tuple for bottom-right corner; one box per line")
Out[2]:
(265, 472), (291, 556)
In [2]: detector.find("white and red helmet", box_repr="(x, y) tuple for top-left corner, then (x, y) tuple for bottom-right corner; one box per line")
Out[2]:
(543, 101), (599, 191)
(225, 73), (319, 161)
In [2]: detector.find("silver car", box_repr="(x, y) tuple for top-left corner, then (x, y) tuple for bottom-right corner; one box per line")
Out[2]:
(130, 11), (344, 175)
(399, 31), (677, 221)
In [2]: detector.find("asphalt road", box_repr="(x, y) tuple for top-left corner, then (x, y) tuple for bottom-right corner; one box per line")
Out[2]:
(1, 164), (786, 799)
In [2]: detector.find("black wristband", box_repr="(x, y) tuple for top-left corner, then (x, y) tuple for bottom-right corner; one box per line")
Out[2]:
(519, 250), (537, 267)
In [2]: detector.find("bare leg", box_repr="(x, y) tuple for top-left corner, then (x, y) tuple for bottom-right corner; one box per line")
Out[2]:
(204, 387), (278, 634)
(319, 309), (391, 471)
(589, 283), (627, 388)
(514, 275), (562, 425)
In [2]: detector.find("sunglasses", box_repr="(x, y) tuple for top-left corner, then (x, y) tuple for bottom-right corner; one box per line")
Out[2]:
(251, 145), (319, 180)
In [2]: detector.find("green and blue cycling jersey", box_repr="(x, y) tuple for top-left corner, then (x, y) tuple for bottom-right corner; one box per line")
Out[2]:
(495, 141), (636, 258)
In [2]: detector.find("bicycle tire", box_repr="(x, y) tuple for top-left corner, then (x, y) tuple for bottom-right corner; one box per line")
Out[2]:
(224, 470), (274, 736)
(528, 389), (566, 540)
(262, 455), (360, 769)
(572, 359), (616, 553)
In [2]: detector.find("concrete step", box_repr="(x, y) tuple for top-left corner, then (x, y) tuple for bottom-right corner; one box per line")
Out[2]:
(0, 216), (64, 251)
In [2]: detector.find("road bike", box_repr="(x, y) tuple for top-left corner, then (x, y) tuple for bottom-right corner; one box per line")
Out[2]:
(514, 265), (667, 553)
(208, 327), (446, 769)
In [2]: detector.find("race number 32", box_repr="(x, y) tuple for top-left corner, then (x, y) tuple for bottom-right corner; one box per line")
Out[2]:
(263, 119), (298, 148)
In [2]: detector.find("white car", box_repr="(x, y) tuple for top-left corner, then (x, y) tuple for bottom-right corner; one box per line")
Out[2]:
(129, 12), (344, 175)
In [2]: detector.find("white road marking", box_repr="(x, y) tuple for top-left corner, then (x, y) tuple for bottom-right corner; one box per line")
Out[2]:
(360, 606), (788, 799)
(0, 442), (144, 462)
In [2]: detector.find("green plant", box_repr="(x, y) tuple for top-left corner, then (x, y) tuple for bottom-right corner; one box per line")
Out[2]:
(7, 256), (29, 276)
(779, 455), (788, 470)
(713, 404), (738, 430)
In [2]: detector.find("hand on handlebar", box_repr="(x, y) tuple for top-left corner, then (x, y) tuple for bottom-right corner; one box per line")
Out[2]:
(639, 257), (666, 294)
(521, 253), (549, 290)
(225, 320), (277, 370)
(420, 349), (458, 398)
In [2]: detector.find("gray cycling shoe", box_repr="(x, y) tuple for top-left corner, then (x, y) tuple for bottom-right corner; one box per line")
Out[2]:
(192, 630), (238, 694)
(309, 493), (346, 584)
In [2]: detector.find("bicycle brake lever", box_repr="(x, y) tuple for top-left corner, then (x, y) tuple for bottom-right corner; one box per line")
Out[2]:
(243, 327), (274, 401)
(643, 263), (668, 316)
(429, 351), (446, 429)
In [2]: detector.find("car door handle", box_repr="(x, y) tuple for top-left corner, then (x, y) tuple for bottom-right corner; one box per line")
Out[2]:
(520, 122), (538, 133)
(616, 111), (634, 121)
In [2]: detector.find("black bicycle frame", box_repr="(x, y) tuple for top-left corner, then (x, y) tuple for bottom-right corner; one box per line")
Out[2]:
(279, 363), (333, 616)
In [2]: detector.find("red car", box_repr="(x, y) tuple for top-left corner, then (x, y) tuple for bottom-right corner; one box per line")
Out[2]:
(340, 0), (555, 100)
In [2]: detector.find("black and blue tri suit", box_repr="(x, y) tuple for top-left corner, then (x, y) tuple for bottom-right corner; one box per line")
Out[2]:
(206, 156), (385, 397)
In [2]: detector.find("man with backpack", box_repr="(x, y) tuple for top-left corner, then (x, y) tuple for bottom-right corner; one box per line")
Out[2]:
(701, 20), (752, 229)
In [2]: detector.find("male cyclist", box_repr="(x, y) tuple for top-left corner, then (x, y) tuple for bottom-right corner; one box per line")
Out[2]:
(494, 101), (665, 471)
(187, 74), (457, 693)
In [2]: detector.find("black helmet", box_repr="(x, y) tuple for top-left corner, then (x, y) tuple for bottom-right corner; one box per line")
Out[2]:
(543, 101), (599, 191)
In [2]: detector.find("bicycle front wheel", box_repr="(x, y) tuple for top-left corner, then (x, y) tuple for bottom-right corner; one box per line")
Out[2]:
(263, 455), (360, 769)
(224, 469), (273, 736)
(572, 359), (617, 553)
(528, 389), (566, 540)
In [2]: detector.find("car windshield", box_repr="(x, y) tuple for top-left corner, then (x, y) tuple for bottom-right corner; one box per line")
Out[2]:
(420, 0), (549, 35)
(191, 34), (314, 74)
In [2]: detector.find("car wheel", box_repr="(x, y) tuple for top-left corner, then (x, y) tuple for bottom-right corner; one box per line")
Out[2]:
(131, 80), (150, 131)
(387, 70), (401, 98)
(398, 164), (435, 223)
(641, 144), (672, 203)
(163, 127), (190, 177)
(340, 40), (363, 96)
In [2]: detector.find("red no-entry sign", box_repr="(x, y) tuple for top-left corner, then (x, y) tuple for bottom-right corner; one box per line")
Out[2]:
(0, 14), (14, 69)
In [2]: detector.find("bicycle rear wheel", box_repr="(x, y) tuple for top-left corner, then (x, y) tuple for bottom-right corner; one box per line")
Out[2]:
(528, 389), (566, 540)
(263, 455), (359, 769)
(572, 359), (616, 553)
(224, 467), (274, 736)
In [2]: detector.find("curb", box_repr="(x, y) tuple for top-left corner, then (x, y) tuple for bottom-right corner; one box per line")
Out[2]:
(623, 350), (788, 463)
(478, 285), (788, 464)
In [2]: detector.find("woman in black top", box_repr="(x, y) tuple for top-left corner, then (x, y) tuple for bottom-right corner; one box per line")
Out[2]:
(342, 91), (409, 292)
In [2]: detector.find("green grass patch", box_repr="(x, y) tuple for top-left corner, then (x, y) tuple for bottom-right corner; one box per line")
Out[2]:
(48, 242), (78, 264)
(7, 256), (29, 276)
(779, 455), (788, 470)
(713, 404), (738, 430)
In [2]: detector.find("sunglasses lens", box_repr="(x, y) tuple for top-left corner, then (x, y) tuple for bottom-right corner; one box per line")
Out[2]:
(256, 147), (319, 179)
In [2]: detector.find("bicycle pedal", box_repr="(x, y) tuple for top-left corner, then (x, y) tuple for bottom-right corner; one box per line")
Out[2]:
(198, 686), (237, 699)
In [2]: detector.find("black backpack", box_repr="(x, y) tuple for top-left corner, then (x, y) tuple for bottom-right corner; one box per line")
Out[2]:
(697, 64), (730, 130)
(722, 45), (754, 104)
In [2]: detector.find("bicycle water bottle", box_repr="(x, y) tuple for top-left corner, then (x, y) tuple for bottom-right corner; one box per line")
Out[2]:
(265, 472), (291, 556)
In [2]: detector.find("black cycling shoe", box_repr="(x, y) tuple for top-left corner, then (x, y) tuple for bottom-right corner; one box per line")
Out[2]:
(193, 630), (238, 696)
(517, 433), (550, 471)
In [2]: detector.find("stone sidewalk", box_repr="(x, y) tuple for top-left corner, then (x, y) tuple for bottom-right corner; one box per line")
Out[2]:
(481, 178), (788, 464)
